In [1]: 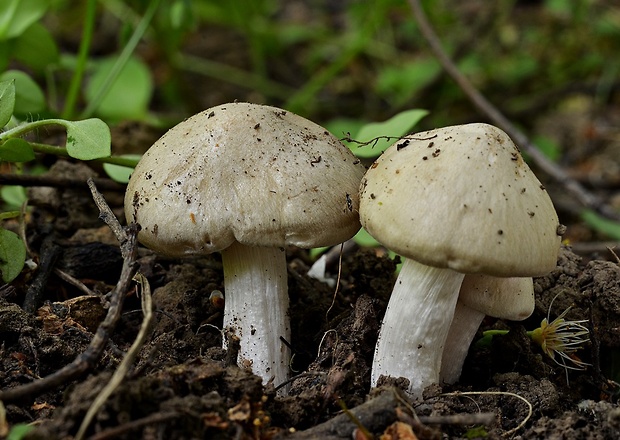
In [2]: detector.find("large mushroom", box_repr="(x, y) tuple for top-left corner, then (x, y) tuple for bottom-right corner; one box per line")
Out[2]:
(125, 102), (365, 391)
(359, 123), (562, 397)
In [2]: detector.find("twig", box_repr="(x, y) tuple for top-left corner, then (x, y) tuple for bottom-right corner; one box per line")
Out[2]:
(0, 181), (138, 403)
(274, 371), (326, 393)
(0, 173), (125, 191)
(22, 235), (61, 313)
(54, 268), (97, 297)
(408, 0), (620, 222)
(439, 391), (533, 437)
(87, 178), (129, 245)
(88, 411), (180, 440)
(417, 412), (495, 426)
(75, 273), (154, 440)
(289, 388), (404, 439)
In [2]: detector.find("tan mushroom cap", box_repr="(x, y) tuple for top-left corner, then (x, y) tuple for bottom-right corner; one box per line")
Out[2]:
(359, 123), (562, 277)
(459, 275), (534, 321)
(125, 102), (365, 256)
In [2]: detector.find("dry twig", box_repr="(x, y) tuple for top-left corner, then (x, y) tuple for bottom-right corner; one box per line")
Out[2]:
(74, 273), (154, 440)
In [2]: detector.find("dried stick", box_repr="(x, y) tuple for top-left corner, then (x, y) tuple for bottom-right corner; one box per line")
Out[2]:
(22, 236), (61, 313)
(408, 0), (620, 222)
(0, 173), (125, 191)
(289, 389), (403, 439)
(75, 273), (153, 440)
(0, 179), (138, 403)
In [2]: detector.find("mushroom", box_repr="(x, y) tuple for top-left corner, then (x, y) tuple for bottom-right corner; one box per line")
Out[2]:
(439, 275), (534, 384)
(125, 102), (365, 392)
(358, 123), (562, 397)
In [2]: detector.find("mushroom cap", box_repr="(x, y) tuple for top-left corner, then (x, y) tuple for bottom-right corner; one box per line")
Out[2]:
(359, 123), (561, 277)
(459, 275), (534, 321)
(125, 102), (365, 256)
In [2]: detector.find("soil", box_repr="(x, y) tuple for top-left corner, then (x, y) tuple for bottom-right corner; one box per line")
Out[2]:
(1, 159), (620, 439)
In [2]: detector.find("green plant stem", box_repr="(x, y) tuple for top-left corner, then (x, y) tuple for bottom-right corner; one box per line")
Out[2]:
(174, 54), (294, 100)
(0, 119), (67, 139)
(28, 143), (138, 167)
(97, 155), (140, 167)
(62, 0), (97, 119)
(80, 0), (161, 119)
(0, 211), (21, 220)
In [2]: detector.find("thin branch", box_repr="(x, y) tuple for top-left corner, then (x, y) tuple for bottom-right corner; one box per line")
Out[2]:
(75, 273), (154, 440)
(87, 178), (129, 244)
(0, 173), (125, 191)
(408, 0), (620, 222)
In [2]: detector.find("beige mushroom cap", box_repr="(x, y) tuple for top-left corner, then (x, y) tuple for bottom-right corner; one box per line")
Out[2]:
(359, 123), (561, 277)
(125, 102), (365, 256)
(459, 275), (534, 321)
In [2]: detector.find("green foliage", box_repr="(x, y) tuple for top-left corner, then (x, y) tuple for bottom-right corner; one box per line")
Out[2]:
(0, 80), (112, 161)
(103, 154), (142, 183)
(0, 75), (112, 284)
(580, 210), (620, 240)
(6, 423), (34, 440)
(0, 79), (15, 126)
(463, 426), (488, 439)
(0, 0), (48, 40)
(0, 138), (35, 162)
(0, 226), (25, 283)
(346, 109), (429, 159)
(85, 56), (154, 122)
(0, 70), (45, 115)
(376, 58), (441, 108)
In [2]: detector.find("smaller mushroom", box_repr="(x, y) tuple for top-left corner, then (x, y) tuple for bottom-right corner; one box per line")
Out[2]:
(439, 275), (534, 384)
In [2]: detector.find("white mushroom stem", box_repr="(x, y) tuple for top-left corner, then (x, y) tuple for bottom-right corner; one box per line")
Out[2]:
(371, 258), (465, 398)
(220, 242), (291, 393)
(439, 300), (485, 384)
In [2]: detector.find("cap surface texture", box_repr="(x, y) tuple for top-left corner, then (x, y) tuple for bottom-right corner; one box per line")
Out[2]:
(125, 102), (365, 256)
(359, 123), (561, 277)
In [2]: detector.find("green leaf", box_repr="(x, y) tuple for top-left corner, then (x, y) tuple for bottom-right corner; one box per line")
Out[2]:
(0, 185), (26, 208)
(6, 423), (35, 440)
(85, 56), (153, 121)
(0, 0), (48, 40)
(350, 109), (429, 159)
(0, 138), (35, 162)
(0, 70), (45, 114)
(0, 79), (16, 127)
(102, 154), (141, 183)
(353, 228), (380, 248)
(324, 118), (365, 141)
(581, 209), (620, 240)
(64, 118), (112, 160)
(12, 22), (59, 72)
(532, 135), (562, 162)
(0, 227), (26, 283)
(376, 59), (441, 107)
(0, 211), (20, 220)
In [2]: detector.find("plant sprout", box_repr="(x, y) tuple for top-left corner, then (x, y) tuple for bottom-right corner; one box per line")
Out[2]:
(529, 306), (590, 371)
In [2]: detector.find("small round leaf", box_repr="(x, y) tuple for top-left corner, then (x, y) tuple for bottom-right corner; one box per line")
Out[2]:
(0, 138), (35, 162)
(0, 228), (26, 283)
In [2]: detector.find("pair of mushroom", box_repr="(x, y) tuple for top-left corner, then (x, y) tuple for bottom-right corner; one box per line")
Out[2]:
(358, 123), (562, 396)
(125, 103), (562, 398)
